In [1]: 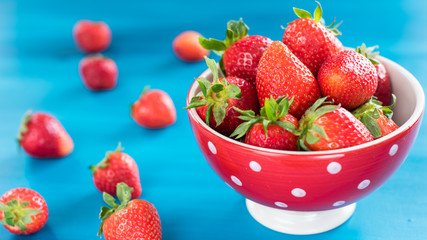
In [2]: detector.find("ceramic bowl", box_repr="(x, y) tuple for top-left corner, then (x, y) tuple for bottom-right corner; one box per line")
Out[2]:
(186, 56), (424, 235)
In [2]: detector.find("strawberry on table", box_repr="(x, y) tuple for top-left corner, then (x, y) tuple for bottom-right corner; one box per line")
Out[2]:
(186, 57), (259, 136)
(199, 19), (272, 85)
(90, 143), (142, 199)
(79, 54), (118, 91)
(282, 1), (343, 76)
(298, 97), (374, 151)
(0, 188), (48, 235)
(17, 111), (74, 158)
(98, 183), (161, 240)
(231, 96), (299, 150)
(73, 20), (112, 53)
(173, 31), (210, 62)
(256, 41), (321, 119)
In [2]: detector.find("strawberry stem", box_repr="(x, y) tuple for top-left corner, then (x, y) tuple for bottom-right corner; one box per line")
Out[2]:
(89, 142), (124, 175)
(16, 110), (32, 146)
(0, 199), (41, 232)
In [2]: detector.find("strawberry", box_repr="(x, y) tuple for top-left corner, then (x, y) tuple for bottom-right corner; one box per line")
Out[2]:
(256, 41), (321, 119)
(73, 20), (112, 53)
(173, 31), (210, 62)
(131, 86), (176, 129)
(90, 143), (142, 199)
(199, 19), (272, 85)
(17, 111), (74, 158)
(317, 49), (378, 110)
(79, 55), (118, 91)
(282, 2), (343, 76)
(186, 57), (259, 136)
(0, 188), (48, 235)
(298, 97), (374, 151)
(355, 43), (392, 106)
(352, 95), (398, 139)
(98, 183), (161, 240)
(231, 96), (299, 150)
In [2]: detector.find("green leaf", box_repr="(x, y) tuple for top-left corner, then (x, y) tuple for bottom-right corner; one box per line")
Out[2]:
(204, 57), (219, 83)
(233, 107), (255, 118)
(224, 19), (249, 47)
(293, 7), (312, 19)
(224, 84), (241, 99)
(21, 216), (33, 224)
(7, 198), (18, 208)
(205, 104), (213, 125)
(116, 182), (133, 205)
(20, 201), (29, 207)
(103, 193), (118, 208)
(197, 78), (208, 97)
(298, 127), (311, 151)
(198, 37), (227, 52)
(362, 115), (382, 138)
(0, 202), (5, 211)
(99, 206), (112, 219)
(185, 99), (208, 109)
(16, 221), (27, 232)
(262, 119), (270, 137)
(213, 103), (227, 126)
(264, 99), (275, 121)
(370, 109), (381, 119)
(274, 121), (298, 134)
(277, 97), (290, 118)
(22, 208), (41, 216)
(211, 84), (224, 93)
(314, 1), (323, 22)
(230, 119), (259, 139)
(311, 124), (328, 139)
(306, 132), (321, 145)
(218, 58), (226, 77)
(313, 105), (339, 119)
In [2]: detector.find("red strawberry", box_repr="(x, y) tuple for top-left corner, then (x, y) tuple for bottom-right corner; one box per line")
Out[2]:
(17, 111), (74, 158)
(90, 143), (142, 199)
(231, 96), (299, 150)
(298, 97), (373, 151)
(282, 2), (343, 76)
(199, 19), (272, 85)
(173, 31), (210, 62)
(352, 96), (398, 139)
(355, 44), (392, 106)
(73, 20), (112, 53)
(317, 49), (378, 110)
(256, 41), (321, 118)
(0, 188), (48, 235)
(186, 57), (259, 136)
(98, 183), (161, 240)
(131, 86), (176, 129)
(79, 55), (118, 91)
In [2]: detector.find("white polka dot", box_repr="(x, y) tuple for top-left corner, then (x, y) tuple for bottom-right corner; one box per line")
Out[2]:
(389, 144), (398, 156)
(333, 201), (346, 207)
(358, 179), (371, 190)
(275, 202), (288, 208)
(208, 141), (217, 155)
(291, 188), (306, 198)
(231, 176), (242, 186)
(249, 161), (262, 172)
(327, 162), (342, 174)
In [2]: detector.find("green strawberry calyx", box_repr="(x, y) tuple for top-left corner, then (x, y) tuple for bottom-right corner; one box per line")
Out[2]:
(298, 97), (339, 151)
(98, 182), (134, 236)
(16, 110), (33, 146)
(89, 142), (124, 175)
(230, 96), (298, 139)
(352, 95), (396, 138)
(355, 43), (380, 65)
(0, 198), (41, 232)
(185, 57), (241, 127)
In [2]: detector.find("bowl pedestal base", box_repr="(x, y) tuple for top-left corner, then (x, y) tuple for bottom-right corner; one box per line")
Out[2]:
(246, 199), (356, 235)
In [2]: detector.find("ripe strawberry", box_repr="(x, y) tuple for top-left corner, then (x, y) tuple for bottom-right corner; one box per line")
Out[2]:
(173, 31), (210, 62)
(79, 55), (118, 91)
(355, 44), (392, 106)
(317, 49), (378, 110)
(90, 143), (142, 199)
(17, 111), (74, 158)
(199, 19), (272, 85)
(282, 2), (343, 76)
(352, 96), (398, 139)
(131, 86), (176, 129)
(256, 41), (321, 119)
(231, 96), (299, 150)
(186, 57), (259, 136)
(98, 183), (161, 240)
(298, 97), (374, 151)
(0, 188), (48, 235)
(73, 20), (112, 53)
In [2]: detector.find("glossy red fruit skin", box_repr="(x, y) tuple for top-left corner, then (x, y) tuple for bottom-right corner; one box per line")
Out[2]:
(79, 55), (118, 91)
(196, 77), (259, 136)
(131, 90), (176, 129)
(256, 41), (321, 119)
(93, 152), (142, 199)
(223, 35), (272, 85)
(102, 199), (161, 240)
(245, 114), (299, 150)
(20, 113), (74, 158)
(73, 20), (112, 53)
(173, 31), (210, 62)
(0, 188), (48, 235)
(283, 18), (343, 76)
(373, 62), (392, 106)
(305, 107), (374, 151)
(317, 50), (378, 110)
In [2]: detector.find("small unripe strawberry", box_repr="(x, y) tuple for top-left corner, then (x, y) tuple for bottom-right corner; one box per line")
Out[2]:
(173, 31), (210, 62)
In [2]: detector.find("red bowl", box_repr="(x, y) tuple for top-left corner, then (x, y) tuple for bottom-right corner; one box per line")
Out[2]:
(186, 56), (424, 212)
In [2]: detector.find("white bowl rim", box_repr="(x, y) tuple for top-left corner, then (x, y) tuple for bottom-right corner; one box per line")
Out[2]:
(187, 56), (425, 155)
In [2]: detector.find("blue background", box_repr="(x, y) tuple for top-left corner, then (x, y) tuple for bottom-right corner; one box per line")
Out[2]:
(1, 0), (426, 239)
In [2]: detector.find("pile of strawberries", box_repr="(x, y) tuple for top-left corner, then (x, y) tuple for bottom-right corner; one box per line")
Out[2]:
(188, 2), (398, 151)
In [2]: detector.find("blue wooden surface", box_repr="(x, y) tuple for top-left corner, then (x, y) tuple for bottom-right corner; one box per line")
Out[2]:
(0, 0), (426, 239)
